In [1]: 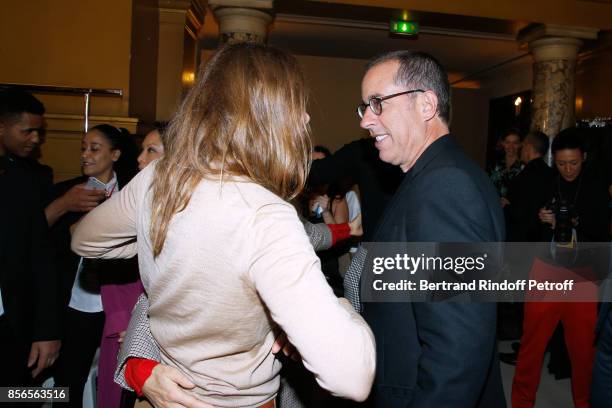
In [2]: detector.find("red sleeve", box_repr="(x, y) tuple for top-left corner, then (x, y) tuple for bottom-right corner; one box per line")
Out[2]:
(125, 358), (159, 396)
(328, 222), (351, 246)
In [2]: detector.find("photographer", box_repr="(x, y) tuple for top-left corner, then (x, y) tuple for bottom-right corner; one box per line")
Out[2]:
(538, 130), (608, 244)
(512, 127), (610, 408)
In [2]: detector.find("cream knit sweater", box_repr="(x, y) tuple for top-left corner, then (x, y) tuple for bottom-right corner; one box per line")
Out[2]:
(72, 164), (375, 407)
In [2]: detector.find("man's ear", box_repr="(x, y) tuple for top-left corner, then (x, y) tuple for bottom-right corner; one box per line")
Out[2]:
(420, 90), (439, 122)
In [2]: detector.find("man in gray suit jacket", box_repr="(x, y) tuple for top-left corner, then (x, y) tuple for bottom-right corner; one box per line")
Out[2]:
(356, 51), (506, 407)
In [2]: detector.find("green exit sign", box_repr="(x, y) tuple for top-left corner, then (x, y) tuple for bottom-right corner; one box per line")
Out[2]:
(390, 20), (419, 35)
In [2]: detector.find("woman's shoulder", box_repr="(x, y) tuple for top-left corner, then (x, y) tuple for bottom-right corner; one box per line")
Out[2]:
(130, 162), (157, 192)
(230, 180), (292, 211)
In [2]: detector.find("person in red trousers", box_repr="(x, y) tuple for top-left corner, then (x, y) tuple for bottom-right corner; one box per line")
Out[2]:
(512, 128), (610, 408)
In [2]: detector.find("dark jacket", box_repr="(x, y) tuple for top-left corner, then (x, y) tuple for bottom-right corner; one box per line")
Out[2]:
(504, 158), (554, 242)
(362, 136), (506, 408)
(539, 168), (609, 244)
(0, 155), (61, 343)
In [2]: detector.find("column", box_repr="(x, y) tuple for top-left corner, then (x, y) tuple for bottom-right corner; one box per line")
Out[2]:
(156, 0), (192, 120)
(518, 24), (598, 141)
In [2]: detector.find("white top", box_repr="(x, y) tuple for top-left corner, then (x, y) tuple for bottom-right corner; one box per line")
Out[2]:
(68, 174), (118, 313)
(71, 164), (375, 408)
(346, 190), (361, 222)
(346, 190), (361, 253)
(0, 290), (4, 316)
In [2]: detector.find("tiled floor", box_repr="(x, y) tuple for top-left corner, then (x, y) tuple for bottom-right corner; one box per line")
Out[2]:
(499, 341), (573, 408)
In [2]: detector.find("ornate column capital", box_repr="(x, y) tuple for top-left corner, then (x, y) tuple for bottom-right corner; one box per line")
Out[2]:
(518, 24), (599, 44)
(528, 37), (582, 62)
(209, 0), (273, 44)
(208, 0), (272, 8)
(518, 24), (598, 61)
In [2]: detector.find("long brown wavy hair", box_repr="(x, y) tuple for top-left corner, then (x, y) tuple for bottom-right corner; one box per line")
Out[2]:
(150, 43), (312, 257)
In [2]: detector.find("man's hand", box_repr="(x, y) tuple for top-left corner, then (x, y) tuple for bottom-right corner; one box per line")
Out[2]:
(538, 207), (556, 229)
(272, 332), (300, 361)
(61, 183), (107, 213)
(28, 340), (60, 378)
(500, 197), (510, 208)
(142, 364), (214, 408)
(46, 183), (107, 226)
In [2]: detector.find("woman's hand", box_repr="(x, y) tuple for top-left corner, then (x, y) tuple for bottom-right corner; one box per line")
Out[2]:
(142, 364), (214, 408)
(538, 207), (556, 229)
(349, 214), (363, 237)
(311, 195), (330, 214)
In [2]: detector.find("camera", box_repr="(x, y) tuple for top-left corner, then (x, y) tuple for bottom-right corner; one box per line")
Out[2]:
(546, 198), (576, 244)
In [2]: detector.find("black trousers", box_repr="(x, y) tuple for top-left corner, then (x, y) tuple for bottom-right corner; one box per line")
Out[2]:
(52, 307), (104, 408)
(0, 315), (35, 386)
(0, 315), (45, 407)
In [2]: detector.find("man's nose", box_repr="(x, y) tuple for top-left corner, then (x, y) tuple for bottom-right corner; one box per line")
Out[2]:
(359, 107), (377, 130)
(30, 130), (41, 145)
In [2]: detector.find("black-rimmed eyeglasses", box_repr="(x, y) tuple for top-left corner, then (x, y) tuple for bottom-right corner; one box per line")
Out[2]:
(357, 89), (425, 119)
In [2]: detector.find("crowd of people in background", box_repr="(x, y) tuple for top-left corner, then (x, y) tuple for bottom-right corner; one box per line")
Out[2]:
(1, 41), (611, 408)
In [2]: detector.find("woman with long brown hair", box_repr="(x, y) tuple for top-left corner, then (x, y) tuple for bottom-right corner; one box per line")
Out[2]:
(72, 43), (375, 407)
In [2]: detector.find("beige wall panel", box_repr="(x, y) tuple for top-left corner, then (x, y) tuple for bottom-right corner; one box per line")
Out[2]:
(0, 0), (133, 117)
(575, 33), (612, 119)
(295, 54), (369, 152)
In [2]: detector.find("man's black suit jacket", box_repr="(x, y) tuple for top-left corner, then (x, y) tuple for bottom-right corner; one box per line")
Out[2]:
(362, 135), (506, 408)
(505, 158), (554, 242)
(0, 155), (60, 344)
(50, 176), (92, 307)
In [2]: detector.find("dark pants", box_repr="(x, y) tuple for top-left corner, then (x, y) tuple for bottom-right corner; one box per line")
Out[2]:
(591, 307), (612, 408)
(52, 307), (104, 408)
(0, 315), (34, 386)
(0, 315), (44, 407)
